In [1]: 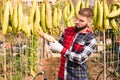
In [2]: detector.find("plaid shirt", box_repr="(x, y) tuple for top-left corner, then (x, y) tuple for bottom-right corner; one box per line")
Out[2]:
(58, 27), (97, 80)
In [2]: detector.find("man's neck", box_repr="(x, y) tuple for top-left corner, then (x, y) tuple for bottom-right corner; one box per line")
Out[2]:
(79, 28), (91, 34)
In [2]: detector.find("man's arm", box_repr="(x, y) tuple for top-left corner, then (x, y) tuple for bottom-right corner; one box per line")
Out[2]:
(64, 38), (97, 64)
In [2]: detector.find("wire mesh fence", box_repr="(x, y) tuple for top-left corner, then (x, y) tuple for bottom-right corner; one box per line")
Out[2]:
(88, 29), (120, 80)
(0, 32), (47, 80)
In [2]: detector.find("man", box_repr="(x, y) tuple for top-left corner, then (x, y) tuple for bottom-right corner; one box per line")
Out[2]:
(49, 8), (97, 80)
(38, 8), (97, 80)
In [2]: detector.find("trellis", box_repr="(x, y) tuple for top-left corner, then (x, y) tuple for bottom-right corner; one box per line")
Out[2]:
(0, 32), (52, 80)
(0, 0), (120, 80)
(88, 29), (120, 80)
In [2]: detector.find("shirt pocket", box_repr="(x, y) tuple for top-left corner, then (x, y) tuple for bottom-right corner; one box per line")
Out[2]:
(73, 40), (85, 52)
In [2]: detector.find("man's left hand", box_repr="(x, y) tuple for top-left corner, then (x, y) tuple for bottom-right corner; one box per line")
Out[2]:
(49, 41), (63, 53)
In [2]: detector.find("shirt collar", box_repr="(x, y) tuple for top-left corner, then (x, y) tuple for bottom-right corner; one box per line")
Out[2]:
(79, 28), (91, 34)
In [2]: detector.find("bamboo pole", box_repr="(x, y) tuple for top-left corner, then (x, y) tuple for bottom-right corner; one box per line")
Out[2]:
(10, 34), (13, 80)
(103, 30), (106, 80)
(25, 37), (29, 80)
(3, 36), (6, 80)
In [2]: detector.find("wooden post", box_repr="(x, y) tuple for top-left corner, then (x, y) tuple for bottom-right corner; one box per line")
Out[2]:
(103, 30), (106, 80)
(3, 36), (7, 80)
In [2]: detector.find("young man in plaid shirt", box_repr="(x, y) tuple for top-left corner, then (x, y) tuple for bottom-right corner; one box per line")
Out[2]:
(49, 8), (97, 80)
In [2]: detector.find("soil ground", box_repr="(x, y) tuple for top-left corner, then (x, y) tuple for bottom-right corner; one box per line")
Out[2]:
(32, 53), (105, 80)
(33, 53), (120, 80)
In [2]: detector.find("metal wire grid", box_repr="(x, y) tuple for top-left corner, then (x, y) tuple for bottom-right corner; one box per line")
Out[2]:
(89, 29), (120, 80)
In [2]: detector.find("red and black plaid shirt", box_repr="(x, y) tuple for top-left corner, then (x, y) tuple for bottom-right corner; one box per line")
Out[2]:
(58, 27), (97, 80)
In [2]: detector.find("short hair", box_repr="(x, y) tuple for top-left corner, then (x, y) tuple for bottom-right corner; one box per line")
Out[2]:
(78, 8), (93, 19)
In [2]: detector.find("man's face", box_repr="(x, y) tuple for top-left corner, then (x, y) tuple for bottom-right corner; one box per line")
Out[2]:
(75, 15), (88, 31)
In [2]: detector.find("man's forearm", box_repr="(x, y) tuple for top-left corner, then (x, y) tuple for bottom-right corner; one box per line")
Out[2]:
(64, 38), (97, 64)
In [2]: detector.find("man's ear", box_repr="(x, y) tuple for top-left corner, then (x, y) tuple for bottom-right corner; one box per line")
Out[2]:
(87, 18), (92, 23)
(87, 18), (92, 27)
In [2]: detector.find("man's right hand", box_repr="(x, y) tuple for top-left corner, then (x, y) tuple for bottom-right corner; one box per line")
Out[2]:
(36, 30), (56, 42)
(43, 33), (56, 42)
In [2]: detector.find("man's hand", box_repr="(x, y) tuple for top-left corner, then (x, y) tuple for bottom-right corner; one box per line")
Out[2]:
(49, 41), (63, 53)
(36, 30), (56, 42)
(44, 33), (56, 42)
